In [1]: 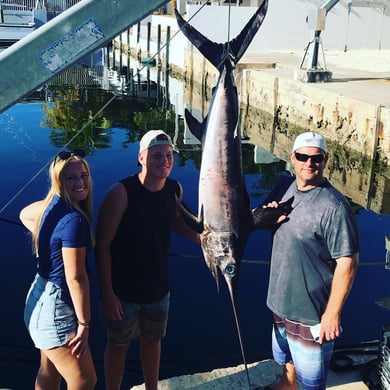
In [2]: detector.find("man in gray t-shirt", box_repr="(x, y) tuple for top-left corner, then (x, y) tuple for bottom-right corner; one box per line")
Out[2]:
(264, 132), (359, 390)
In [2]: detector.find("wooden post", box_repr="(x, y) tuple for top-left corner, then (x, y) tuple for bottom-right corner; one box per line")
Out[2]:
(165, 26), (171, 110)
(119, 33), (123, 69)
(170, 0), (177, 14)
(147, 22), (151, 59)
(137, 22), (141, 60)
(157, 24), (161, 68)
(127, 28), (130, 55)
(165, 26), (170, 72)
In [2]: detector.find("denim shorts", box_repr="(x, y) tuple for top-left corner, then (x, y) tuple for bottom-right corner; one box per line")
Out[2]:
(102, 293), (170, 346)
(271, 313), (334, 390)
(24, 274), (77, 350)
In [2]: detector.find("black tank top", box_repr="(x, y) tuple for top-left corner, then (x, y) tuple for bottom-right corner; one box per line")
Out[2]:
(111, 174), (180, 303)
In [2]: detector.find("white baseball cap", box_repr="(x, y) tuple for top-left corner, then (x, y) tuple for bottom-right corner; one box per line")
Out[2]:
(139, 130), (174, 152)
(292, 132), (327, 153)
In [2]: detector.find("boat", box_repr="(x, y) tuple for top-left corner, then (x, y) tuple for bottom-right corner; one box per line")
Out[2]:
(0, 0), (106, 66)
(0, 0), (82, 47)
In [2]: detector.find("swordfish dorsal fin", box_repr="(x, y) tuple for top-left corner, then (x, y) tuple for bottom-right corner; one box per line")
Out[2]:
(184, 109), (206, 143)
(174, 0), (268, 71)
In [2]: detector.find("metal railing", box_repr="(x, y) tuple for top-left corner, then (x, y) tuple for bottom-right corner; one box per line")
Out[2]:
(0, 0), (82, 12)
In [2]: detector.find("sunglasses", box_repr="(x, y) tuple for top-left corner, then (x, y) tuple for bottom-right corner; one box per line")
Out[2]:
(55, 150), (86, 163)
(294, 151), (325, 164)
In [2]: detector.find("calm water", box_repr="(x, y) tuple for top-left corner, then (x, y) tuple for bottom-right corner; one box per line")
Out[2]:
(0, 68), (389, 389)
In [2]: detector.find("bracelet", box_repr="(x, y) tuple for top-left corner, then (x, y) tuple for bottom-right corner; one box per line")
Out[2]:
(77, 320), (90, 328)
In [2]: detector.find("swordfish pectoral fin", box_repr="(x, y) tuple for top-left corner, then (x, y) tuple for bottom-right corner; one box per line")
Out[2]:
(252, 196), (294, 230)
(229, 0), (269, 65)
(175, 194), (204, 234)
(184, 109), (205, 143)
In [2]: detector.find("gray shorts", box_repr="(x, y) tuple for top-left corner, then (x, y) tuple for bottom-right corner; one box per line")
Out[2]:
(102, 293), (170, 345)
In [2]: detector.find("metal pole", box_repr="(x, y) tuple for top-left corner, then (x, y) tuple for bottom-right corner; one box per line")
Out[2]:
(0, 0), (169, 114)
(309, 30), (321, 69)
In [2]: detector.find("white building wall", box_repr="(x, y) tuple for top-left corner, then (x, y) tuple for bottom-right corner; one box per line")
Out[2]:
(122, 0), (390, 69)
(183, 0), (390, 51)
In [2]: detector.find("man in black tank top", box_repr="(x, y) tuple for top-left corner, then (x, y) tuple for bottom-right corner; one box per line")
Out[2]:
(95, 130), (200, 390)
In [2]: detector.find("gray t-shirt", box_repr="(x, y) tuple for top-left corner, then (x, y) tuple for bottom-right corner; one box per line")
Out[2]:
(266, 178), (360, 325)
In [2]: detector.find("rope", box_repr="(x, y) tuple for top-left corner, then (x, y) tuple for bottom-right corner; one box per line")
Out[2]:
(0, 216), (24, 228)
(227, 0), (232, 44)
(0, 218), (386, 267)
(169, 252), (386, 268)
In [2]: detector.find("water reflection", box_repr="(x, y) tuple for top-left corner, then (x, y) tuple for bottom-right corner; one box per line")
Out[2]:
(181, 62), (390, 216)
(37, 65), (291, 205)
(37, 65), (166, 151)
(243, 113), (390, 215)
(37, 54), (390, 217)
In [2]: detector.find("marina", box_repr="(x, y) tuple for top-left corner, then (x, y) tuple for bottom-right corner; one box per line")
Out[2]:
(0, 1), (390, 389)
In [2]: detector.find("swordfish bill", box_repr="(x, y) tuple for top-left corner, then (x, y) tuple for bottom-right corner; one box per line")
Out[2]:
(175, 0), (268, 302)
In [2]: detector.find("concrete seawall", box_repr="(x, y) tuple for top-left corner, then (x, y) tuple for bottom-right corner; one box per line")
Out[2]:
(182, 48), (390, 166)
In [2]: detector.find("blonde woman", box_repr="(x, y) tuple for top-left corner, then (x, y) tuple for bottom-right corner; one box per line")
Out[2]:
(20, 151), (96, 390)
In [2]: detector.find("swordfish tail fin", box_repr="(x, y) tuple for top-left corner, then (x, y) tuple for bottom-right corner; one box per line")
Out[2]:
(230, 0), (268, 64)
(174, 0), (268, 71)
(174, 8), (223, 69)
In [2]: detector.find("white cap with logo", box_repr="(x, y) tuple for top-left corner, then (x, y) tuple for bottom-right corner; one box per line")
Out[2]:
(139, 130), (174, 152)
(292, 132), (327, 153)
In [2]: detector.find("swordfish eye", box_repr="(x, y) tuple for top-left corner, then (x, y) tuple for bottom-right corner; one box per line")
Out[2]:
(225, 264), (236, 277)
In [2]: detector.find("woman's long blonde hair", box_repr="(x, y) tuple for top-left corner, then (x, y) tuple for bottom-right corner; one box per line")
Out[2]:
(31, 155), (95, 255)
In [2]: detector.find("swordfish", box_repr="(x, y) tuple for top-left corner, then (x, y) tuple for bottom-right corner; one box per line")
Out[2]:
(175, 3), (295, 386)
(175, 1), (269, 302)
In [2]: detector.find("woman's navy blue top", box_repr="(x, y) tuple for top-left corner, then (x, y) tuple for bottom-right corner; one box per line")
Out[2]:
(37, 195), (91, 304)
